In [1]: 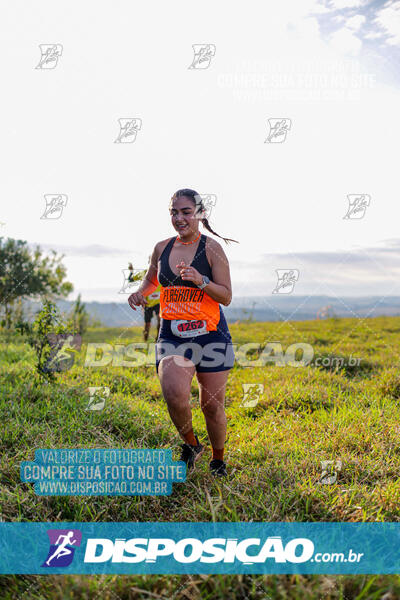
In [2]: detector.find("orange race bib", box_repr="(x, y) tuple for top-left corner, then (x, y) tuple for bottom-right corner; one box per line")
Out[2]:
(159, 286), (220, 331)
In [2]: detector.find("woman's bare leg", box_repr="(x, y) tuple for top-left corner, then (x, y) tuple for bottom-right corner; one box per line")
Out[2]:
(158, 355), (196, 442)
(196, 370), (229, 451)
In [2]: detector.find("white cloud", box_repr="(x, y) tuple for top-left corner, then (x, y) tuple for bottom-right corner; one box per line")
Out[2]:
(345, 14), (366, 30)
(332, 14), (346, 23)
(326, 0), (368, 8)
(329, 27), (363, 54)
(308, 1), (332, 13)
(374, 1), (400, 46)
(32, 243), (131, 257)
(287, 16), (322, 41)
(363, 30), (385, 40)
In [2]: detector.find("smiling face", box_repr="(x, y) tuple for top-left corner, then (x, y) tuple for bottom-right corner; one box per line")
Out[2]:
(169, 195), (200, 238)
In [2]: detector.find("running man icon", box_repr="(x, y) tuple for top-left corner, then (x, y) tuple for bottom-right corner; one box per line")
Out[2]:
(42, 529), (82, 568)
(46, 531), (76, 565)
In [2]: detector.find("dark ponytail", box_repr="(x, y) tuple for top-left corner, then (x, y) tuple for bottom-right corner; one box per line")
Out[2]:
(170, 188), (239, 245)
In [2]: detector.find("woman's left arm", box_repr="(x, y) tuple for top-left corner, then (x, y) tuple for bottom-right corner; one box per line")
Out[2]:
(179, 238), (232, 306)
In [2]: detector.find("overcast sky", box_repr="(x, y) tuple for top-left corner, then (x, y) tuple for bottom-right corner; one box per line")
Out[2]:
(1, 0), (400, 302)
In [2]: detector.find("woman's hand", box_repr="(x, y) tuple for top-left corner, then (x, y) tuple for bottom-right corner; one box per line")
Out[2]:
(176, 261), (203, 286)
(128, 291), (148, 311)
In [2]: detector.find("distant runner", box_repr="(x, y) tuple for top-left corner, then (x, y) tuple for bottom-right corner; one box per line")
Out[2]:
(128, 260), (161, 341)
(128, 189), (239, 477)
(144, 280), (161, 341)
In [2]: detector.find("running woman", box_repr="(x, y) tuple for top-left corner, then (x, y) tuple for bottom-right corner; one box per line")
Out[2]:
(128, 189), (238, 477)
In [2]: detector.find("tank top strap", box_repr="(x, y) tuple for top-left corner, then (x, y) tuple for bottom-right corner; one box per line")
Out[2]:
(159, 236), (176, 272)
(164, 236), (176, 256)
(192, 234), (212, 278)
(193, 233), (206, 259)
(158, 233), (212, 288)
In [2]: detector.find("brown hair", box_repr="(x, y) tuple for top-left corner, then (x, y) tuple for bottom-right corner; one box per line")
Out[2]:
(170, 189), (239, 245)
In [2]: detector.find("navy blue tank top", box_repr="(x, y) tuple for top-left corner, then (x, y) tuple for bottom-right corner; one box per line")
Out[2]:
(157, 234), (231, 339)
(158, 234), (212, 288)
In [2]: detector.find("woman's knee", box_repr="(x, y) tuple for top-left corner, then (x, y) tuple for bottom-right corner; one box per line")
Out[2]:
(158, 357), (194, 401)
(200, 397), (225, 418)
(161, 380), (188, 406)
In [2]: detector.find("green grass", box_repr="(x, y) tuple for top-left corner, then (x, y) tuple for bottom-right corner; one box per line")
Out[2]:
(1, 316), (400, 598)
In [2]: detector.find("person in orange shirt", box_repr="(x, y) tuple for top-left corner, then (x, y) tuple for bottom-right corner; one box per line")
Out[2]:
(143, 281), (161, 341)
(128, 189), (238, 477)
(128, 260), (161, 341)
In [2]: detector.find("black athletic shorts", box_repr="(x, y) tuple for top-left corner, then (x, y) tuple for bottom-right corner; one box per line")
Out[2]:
(144, 304), (160, 324)
(155, 315), (235, 374)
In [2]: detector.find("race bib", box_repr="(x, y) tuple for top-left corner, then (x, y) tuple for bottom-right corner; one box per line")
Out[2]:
(171, 319), (208, 338)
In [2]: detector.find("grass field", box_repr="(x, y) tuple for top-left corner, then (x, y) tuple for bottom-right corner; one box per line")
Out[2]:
(1, 315), (400, 599)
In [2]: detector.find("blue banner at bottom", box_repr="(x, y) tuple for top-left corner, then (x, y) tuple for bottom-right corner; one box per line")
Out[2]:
(0, 522), (398, 574)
